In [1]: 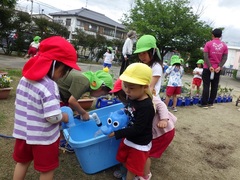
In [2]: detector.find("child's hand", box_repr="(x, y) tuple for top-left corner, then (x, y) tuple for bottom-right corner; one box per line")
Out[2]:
(157, 119), (168, 128)
(108, 132), (115, 137)
(81, 112), (90, 121)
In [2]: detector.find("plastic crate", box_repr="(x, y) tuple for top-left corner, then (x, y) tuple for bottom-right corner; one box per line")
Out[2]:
(63, 103), (124, 174)
(95, 97), (121, 109)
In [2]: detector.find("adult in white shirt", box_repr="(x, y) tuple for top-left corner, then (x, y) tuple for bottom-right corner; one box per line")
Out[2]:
(119, 30), (137, 75)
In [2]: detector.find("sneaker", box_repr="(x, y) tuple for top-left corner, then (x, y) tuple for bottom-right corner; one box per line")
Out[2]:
(198, 104), (208, 109)
(113, 170), (123, 179)
(113, 165), (127, 179)
(172, 107), (177, 112)
(208, 104), (214, 108)
(59, 139), (74, 153)
(134, 172), (152, 180)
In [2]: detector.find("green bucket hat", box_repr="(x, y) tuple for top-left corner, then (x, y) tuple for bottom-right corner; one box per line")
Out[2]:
(197, 59), (204, 64)
(82, 70), (113, 90)
(107, 47), (113, 51)
(33, 36), (41, 42)
(134, 35), (157, 54)
(179, 58), (184, 64)
(170, 55), (180, 65)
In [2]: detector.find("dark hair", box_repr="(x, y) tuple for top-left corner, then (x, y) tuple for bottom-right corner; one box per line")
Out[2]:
(173, 63), (181, 66)
(114, 90), (128, 105)
(212, 28), (222, 38)
(147, 48), (163, 68)
(197, 63), (203, 68)
(107, 48), (112, 54)
(47, 61), (72, 79)
(101, 84), (111, 93)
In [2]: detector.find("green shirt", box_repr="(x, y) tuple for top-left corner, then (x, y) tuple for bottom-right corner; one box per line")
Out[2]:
(57, 70), (90, 103)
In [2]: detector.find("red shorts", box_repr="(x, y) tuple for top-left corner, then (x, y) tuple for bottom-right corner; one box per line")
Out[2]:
(166, 86), (181, 96)
(13, 138), (60, 172)
(28, 47), (38, 56)
(192, 78), (202, 87)
(149, 129), (175, 158)
(116, 139), (149, 176)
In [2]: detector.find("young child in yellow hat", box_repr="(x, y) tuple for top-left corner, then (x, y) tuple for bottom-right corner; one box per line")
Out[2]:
(109, 62), (155, 180)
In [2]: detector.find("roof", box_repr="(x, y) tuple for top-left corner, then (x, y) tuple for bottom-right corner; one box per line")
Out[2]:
(49, 8), (125, 29)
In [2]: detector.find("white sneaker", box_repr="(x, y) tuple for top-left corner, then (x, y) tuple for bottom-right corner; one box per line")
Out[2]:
(134, 172), (152, 180)
(172, 107), (177, 112)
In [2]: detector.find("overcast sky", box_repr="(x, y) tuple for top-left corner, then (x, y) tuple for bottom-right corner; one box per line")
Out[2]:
(17, 0), (240, 46)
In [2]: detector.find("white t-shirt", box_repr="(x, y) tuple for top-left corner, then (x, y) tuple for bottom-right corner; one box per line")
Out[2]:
(166, 65), (184, 87)
(193, 67), (203, 79)
(151, 63), (163, 98)
(103, 52), (114, 64)
(122, 38), (133, 57)
(30, 41), (40, 49)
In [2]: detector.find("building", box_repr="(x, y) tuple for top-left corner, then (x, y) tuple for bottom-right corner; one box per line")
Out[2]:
(225, 45), (240, 69)
(49, 8), (126, 40)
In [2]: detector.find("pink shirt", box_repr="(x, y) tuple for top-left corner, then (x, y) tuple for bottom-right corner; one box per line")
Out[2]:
(152, 96), (177, 139)
(203, 38), (228, 69)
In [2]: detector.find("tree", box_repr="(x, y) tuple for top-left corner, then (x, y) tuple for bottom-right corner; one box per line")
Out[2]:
(121, 0), (212, 60)
(33, 18), (69, 39)
(0, 0), (17, 54)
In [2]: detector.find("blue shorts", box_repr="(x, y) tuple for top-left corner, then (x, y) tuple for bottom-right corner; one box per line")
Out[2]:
(103, 63), (112, 68)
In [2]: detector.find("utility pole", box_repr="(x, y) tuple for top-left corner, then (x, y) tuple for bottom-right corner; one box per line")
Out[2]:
(30, 0), (33, 19)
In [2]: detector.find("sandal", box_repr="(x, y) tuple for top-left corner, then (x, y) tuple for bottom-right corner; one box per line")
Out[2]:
(113, 170), (123, 179)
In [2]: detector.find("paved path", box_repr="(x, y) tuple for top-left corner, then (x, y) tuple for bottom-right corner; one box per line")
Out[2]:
(1, 53), (239, 97)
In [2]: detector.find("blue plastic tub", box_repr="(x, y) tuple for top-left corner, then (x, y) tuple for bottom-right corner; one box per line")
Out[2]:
(63, 103), (124, 174)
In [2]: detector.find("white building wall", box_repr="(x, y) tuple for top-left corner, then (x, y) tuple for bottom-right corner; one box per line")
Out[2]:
(225, 46), (240, 69)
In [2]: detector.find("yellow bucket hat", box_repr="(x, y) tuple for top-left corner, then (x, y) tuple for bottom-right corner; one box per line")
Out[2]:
(119, 63), (152, 85)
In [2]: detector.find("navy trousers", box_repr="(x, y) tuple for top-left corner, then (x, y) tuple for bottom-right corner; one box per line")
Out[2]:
(201, 68), (221, 105)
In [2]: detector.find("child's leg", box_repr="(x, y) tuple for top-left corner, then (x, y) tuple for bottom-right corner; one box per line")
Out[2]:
(143, 157), (151, 177)
(126, 170), (135, 180)
(196, 86), (200, 95)
(13, 161), (31, 180)
(40, 170), (55, 180)
(172, 94), (177, 108)
(164, 95), (171, 107)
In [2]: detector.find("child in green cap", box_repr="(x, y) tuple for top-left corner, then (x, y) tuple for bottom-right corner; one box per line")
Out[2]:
(164, 55), (184, 112)
(191, 59), (204, 96)
(57, 69), (113, 152)
(24, 35), (41, 59)
(133, 34), (163, 99)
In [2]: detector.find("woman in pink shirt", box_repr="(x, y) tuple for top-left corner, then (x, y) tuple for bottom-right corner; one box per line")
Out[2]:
(200, 28), (228, 109)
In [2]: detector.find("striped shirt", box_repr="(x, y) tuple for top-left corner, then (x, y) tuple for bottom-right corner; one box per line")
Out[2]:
(13, 76), (61, 145)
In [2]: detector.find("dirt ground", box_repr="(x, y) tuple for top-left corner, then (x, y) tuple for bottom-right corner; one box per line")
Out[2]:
(1, 55), (240, 179)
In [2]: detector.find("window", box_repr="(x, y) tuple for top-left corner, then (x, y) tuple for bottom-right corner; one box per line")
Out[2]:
(66, 19), (71, 26)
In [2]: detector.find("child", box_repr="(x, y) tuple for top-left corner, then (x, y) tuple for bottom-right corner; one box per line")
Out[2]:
(24, 35), (41, 59)
(133, 35), (163, 99)
(109, 63), (155, 180)
(12, 36), (80, 180)
(138, 94), (177, 180)
(103, 46), (114, 69)
(164, 55), (184, 112)
(191, 59), (204, 96)
(111, 79), (177, 180)
(57, 69), (113, 152)
(57, 69), (113, 120)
